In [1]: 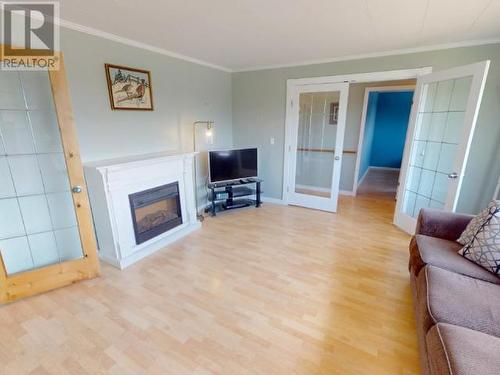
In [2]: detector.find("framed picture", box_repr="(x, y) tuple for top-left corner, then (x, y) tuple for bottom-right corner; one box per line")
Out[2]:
(329, 102), (339, 125)
(105, 64), (153, 110)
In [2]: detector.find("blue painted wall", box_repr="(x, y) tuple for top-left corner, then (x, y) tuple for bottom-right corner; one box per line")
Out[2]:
(370, 91), (413, 168)
(358, 91), (413, 181)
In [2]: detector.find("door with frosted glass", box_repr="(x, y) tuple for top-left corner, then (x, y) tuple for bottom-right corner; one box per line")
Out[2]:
(394, 61), (490, 234)
(0, 55), (99, 303)
(285, 82), (349, 212)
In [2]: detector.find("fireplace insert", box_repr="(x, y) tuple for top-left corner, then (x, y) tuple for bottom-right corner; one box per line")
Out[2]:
(129, 182), (182, 245)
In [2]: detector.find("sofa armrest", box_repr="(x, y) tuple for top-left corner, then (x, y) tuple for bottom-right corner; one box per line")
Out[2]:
(415, 208), (474, 241)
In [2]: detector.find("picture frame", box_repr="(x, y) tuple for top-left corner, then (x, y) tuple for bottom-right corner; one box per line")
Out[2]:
(105, 63), (154, 110)
(329, 102), (339, 125)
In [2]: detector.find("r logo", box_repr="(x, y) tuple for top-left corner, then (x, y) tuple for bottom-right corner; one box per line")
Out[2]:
(1, 2), (60, 70)
(2, 2), (57, 55)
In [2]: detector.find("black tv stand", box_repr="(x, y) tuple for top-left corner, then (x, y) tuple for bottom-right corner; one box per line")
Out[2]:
(206, 178), (262, 216)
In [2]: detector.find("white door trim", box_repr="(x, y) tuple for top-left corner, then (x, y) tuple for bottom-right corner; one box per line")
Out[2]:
(353, 85), (416, 195)
(287, 67), (432, 86)
(282, 67), (432, 200)
(394, 60), (490, 234)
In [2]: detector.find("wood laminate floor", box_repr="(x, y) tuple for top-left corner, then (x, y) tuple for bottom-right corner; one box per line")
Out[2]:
(0, 195), (419, 375)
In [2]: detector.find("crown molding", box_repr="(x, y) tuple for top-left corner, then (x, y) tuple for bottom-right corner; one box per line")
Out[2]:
(59, 17), (500, 74)
(59, 19), (233, 73)
(233, 38), (500, 73)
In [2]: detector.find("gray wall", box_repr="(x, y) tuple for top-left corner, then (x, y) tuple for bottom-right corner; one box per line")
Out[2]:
(60, 28), (233, 163)
(232, 44), (500, 214)
(60, 28), (233, 210)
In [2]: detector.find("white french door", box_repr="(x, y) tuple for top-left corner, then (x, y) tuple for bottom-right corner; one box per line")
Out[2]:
(394, 61), (490, 234)
(284, 82), (349, 212)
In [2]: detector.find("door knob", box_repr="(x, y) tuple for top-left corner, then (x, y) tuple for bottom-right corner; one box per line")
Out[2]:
(72, 186), (83, 193)
(334, 156), (340, 161)
(447, 172), (458, 179)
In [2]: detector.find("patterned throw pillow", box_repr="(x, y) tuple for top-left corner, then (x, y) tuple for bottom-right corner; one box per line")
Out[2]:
(458, 201), (500, 276)
(457, 200), (500, 245)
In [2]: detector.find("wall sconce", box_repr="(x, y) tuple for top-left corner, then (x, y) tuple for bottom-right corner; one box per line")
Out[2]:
(193, 121), (214, 149)
(205, 122), (213, 138)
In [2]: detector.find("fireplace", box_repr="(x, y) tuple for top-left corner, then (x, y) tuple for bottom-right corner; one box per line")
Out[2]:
(129, 182), (183, 245)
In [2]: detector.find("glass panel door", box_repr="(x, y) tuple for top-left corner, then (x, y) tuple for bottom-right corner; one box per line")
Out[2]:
(0, 70), (84, 275)
(395, 61), (490, 234)
(294, 91), (339, 197)
(403, 77), (471, 216)
(286, 82), (349, 212)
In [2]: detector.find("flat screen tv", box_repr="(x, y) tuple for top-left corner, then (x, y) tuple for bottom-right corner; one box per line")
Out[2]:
(208, 148), (258, 183)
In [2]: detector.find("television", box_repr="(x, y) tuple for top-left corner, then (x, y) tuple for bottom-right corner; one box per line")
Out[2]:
(208, 148), (258, 183)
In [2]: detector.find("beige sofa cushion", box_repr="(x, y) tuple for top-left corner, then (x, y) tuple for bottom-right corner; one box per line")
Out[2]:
(426, 323), (500, 375)
(458, 201), (500, 276)
(409, 234), (500, 284)
(457, 200), (500, 245)
(416, 265), (500, 338)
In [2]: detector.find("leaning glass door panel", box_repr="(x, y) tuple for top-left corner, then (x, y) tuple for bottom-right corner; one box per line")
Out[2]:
(0, 70), (84, 275)
(294, 91), (340, 198)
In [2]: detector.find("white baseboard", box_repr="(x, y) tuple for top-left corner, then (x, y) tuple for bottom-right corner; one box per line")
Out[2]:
(296, 184), (355, 196)
(295, 184), (330, 193)
(369, 166), (401, 171)
(339, 190), (355, 196)
(261, 196), (286, 205)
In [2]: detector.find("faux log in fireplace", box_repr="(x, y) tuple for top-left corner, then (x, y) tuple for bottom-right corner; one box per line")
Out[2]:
(129, 182), (183, 245)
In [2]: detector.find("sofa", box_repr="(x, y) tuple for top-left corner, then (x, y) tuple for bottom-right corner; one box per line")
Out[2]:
(409, 208), (500, 375)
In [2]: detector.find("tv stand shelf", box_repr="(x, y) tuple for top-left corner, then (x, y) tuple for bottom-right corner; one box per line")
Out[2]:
(206, 178), (262, 216)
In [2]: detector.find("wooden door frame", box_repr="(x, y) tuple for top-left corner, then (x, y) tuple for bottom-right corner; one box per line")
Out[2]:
(353, 85), (416, 195)
(394, 60), (490, 234)
(0, 48), (100, 303)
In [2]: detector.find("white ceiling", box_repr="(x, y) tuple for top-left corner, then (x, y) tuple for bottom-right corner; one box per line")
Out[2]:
(59, 0), (500, 72)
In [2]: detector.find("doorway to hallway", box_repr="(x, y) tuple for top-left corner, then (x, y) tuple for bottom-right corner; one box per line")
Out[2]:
(356, 87), (414, 198)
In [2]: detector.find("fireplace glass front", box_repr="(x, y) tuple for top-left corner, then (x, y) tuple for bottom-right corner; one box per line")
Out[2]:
(129, 182), (182, 245)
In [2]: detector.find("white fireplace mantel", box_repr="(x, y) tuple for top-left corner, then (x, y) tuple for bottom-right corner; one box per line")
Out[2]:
(84, 151), (200, 269)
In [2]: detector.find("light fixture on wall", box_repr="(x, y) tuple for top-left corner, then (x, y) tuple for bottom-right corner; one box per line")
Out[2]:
(193, 120), (215, 221)
(193, 120), (214, 148)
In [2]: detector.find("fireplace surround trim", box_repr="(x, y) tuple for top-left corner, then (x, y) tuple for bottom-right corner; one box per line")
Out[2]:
(84, 152), (200, 269)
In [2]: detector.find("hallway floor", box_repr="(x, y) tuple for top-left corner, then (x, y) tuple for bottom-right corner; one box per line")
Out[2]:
(357, 168), (400, 198)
